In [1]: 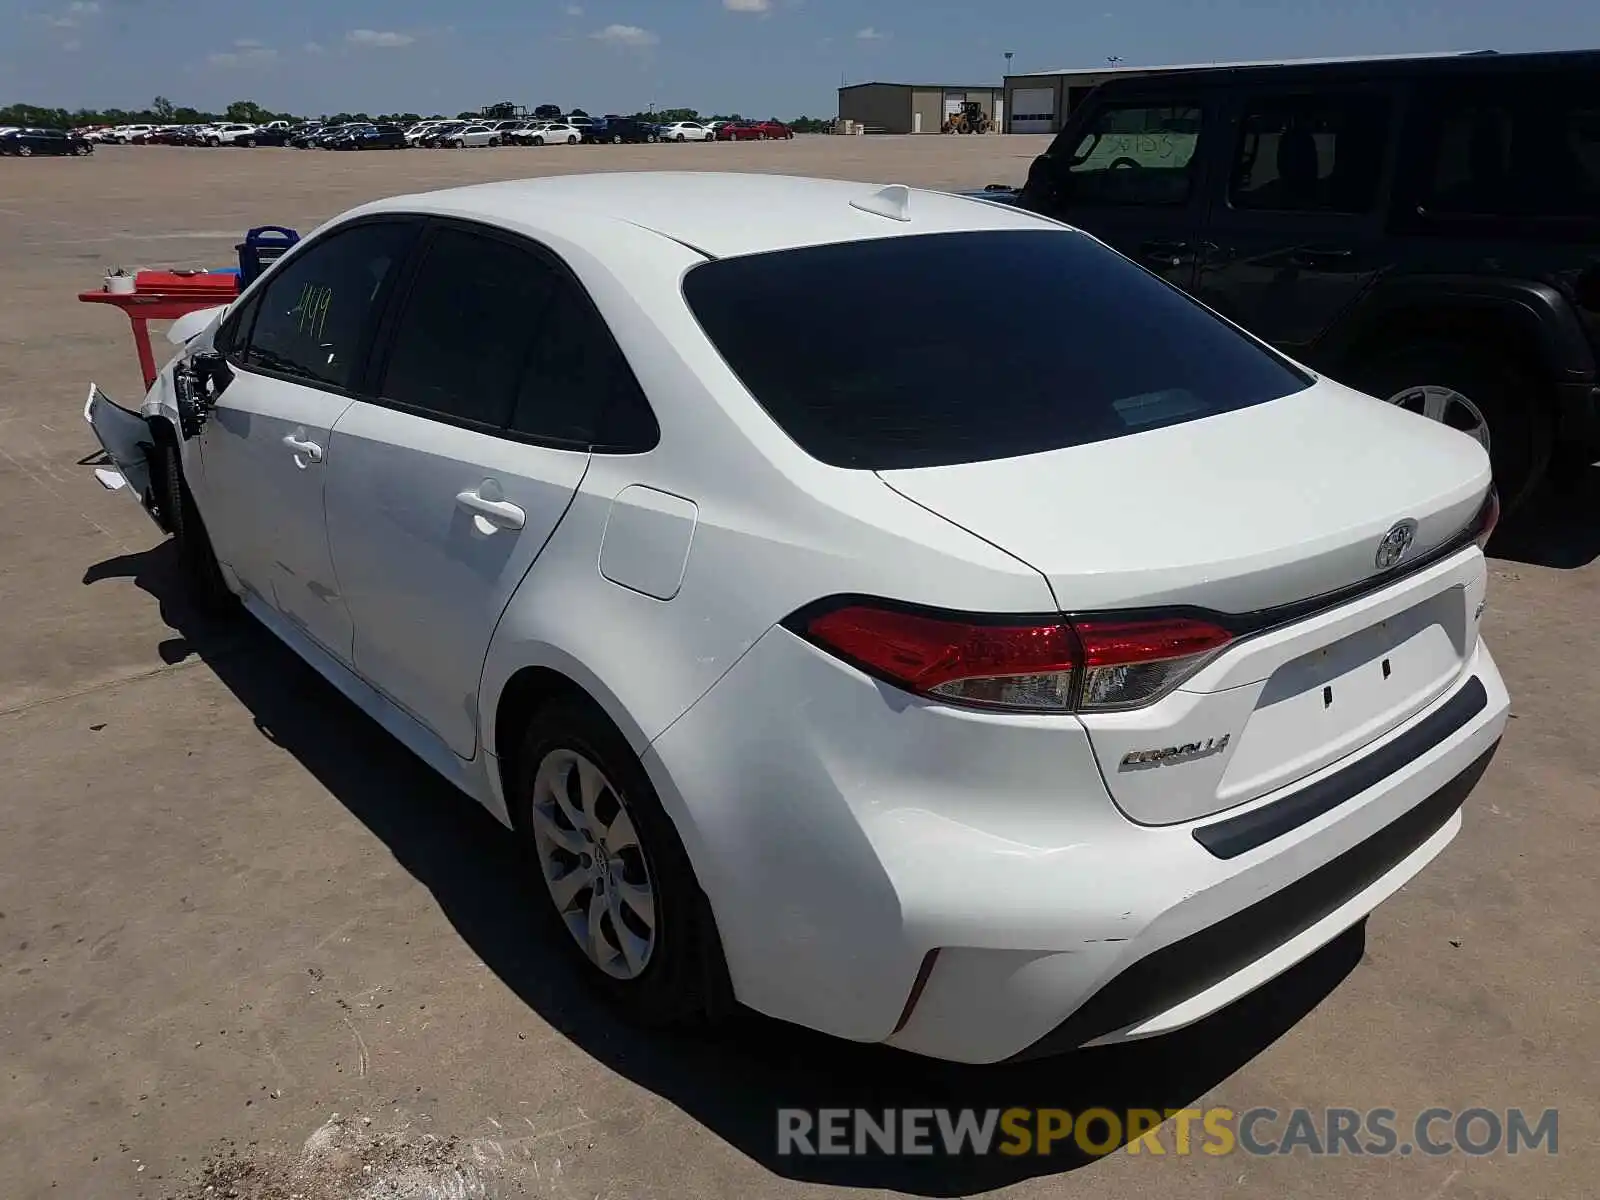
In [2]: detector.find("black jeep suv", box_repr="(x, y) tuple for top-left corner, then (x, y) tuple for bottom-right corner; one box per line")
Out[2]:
(1008, 49), (1600, 509)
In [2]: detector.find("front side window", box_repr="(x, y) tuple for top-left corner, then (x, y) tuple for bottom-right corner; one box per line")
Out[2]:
(683, 230), (1311, 471)
(1061, 104), (1204, 206)
(242, 221), (417, 390)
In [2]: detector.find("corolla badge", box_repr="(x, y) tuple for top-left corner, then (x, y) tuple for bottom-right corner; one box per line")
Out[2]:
(1375, 519), (1418, 571)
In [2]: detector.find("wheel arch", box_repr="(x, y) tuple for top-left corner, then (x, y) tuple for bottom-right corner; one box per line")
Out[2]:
(1319, 276), (1595, 389)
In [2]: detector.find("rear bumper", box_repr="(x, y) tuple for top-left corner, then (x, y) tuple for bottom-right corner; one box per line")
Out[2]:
(646, 625), (1509, 1064)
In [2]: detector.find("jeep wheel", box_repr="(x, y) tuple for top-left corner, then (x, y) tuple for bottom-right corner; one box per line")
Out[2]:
(17, 144), (33, 157)
(1352, 341), (1553, 513)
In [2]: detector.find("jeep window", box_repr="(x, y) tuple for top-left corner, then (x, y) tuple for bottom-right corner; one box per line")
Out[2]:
(1420, 85), (1600, 220)
(1229, 94), (1392, 214)
(1059, 104), (1204, 207)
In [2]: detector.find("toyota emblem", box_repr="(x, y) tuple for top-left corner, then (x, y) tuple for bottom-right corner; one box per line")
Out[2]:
(1375, 520), (1418, 571)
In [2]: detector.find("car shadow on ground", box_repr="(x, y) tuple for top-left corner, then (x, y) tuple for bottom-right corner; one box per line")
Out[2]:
(1489, 461), (1600, 570)
(87, 539), (1366, 1196)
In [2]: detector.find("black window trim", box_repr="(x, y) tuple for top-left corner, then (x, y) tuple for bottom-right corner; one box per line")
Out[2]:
(1217, 82), (1404, 221)
(219, 213), (426, 400)
(359, 214), (661, 455)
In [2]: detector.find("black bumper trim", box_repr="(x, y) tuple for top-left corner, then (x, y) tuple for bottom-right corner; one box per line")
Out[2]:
(1194, 675), (1489, 861)
(1009, 741), (1497, 1062)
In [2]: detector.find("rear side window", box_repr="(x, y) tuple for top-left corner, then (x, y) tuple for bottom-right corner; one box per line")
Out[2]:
(683, 230), (1311, 470)
(1418, 82), (1600, 220)
(1229, 93), (1392, 214)
(379, 227), (558, 428)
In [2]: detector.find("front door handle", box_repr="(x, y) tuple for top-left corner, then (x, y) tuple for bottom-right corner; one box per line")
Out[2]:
(281, 432), (323, 466)
(1140, 239), (1196, 267)
(456, 487), (526, 532)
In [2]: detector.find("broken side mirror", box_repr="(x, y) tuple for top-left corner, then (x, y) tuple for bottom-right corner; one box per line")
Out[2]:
(174, 350), (232, 440)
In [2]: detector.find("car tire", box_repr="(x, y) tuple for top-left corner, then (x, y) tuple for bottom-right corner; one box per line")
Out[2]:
(153, 434), (235, 616)
(1348, 340), (1554, 513)
(611, 134), (622, 144)
(490, 137), (501, 147)
(207, 137), (220, 147)
(454, 139), (465, 148)
(513, 695), (731, 1028)
(532, 136), (544, 146)
(73, 142), (90, 155)
(567, 135), (577, 144)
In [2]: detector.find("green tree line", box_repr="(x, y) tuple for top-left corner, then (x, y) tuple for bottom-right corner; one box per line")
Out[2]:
(2, 96), (836, 132)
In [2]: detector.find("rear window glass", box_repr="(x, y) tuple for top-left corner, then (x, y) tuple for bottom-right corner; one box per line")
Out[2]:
(682, 230), (1311, 470)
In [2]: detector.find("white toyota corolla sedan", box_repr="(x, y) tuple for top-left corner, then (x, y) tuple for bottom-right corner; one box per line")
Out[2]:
(86, 172), (1509, 1064)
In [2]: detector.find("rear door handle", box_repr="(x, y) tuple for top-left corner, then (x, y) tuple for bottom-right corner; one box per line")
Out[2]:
(456, 487), (526, 532)
(1288, 246), (1355, 268)
(281, 432), (323, 465)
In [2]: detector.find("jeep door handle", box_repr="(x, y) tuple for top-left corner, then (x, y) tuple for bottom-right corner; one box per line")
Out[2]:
(281, 433), (323, 465)
(1288, 246), (1355, 268)
(455, 488), (526, 531)
(1140, 239), (1195, 265)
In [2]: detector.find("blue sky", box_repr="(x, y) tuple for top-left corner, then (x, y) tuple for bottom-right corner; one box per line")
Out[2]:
(3, 0), (1596, 118)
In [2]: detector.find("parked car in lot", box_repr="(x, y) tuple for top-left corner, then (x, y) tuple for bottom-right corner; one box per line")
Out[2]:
(1007, 48), (1600, 511)
(420, 123), (467, 148)
(515, 122), (582, 146)
(449, 124), (502, 148)
(88, 171), (1508, 1064)
(717, 119), (793, 141)
(202, 123), (264, 147)
(584, 117), (659, 144)
(659, 121), (713, 142)
(327, 123), (408, 150)
(1, 127), (91, 156)
(108, 124), (158, 144)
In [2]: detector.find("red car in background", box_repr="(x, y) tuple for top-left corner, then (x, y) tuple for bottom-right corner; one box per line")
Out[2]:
(716, 119), (794, 141)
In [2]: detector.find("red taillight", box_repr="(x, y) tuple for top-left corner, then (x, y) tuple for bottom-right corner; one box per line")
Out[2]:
(1472, 487), (1500, 551)
(796, 604), (1232, 713)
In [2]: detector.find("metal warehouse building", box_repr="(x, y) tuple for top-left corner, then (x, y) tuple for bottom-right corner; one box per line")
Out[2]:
(1002, 52), (1487, 134)
(837, 82), (1005, 134)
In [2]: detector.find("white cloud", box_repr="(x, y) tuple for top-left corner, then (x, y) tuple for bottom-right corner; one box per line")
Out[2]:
(590, 23), (658, 47)
(46, 15), (78, 27)
(855, 26), (887, 39)
(303, 41), (325, 54)
(207, 44), (277, 66)
(346, 28), (415, 48)
(68, 0), (99, 12)
(565, 4), (583, 13)
(724, 0), (770, 11)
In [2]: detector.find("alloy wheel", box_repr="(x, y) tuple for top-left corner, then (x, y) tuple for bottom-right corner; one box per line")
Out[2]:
(530, 748), (657, 980)
(1385, 384), (1492, 455)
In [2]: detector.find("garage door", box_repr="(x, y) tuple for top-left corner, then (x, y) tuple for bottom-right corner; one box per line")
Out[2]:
(1011, 87), (1056, 134)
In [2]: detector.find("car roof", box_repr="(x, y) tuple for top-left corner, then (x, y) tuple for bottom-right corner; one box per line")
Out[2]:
(355, 171), (1060, 258)
(1088, 46), (1600, 94)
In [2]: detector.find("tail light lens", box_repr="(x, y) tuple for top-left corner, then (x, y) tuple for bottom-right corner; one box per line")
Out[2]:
(793, 604), (1233, 713)
(1471, 487), (1500, 551)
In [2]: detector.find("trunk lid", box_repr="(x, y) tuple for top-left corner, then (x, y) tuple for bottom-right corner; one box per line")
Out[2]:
(877, 379), (1489, 615)
(880, 378), (1493, 825)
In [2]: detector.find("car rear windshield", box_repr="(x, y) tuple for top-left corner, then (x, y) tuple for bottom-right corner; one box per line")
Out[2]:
(681, 229), (1312, 470)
